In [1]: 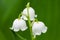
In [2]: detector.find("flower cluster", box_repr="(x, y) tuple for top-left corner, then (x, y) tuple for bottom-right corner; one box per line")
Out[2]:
(10, 2), (48, 39)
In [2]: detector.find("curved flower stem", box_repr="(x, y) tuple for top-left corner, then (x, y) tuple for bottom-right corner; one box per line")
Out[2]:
(15, 32), (27, 40)
(18, 13), (22, 19)
(26, 2), (34, 40)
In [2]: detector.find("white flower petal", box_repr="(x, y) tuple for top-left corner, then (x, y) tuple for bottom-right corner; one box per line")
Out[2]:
(35, 15), (37, 18)
(14, 28), (20, 32)
(22, 7), (35, 21)
(10, 27), (13, 30)
(20, 26), (28, 31)
(41, 26), (47, 33)
(10, 19), (28, 32)
(19, 19), (28, 31)
(32, 21), (47, 37)
(32, 22), (41, 35)
(21, 15), (28, 20)
(12, 19), (20, 32)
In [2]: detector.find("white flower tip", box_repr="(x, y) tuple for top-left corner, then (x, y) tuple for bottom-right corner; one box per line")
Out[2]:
(10, 27), (19, 32)
(21, 27), (28, 31)
(33, 32), (41, 38)
(14, 29), (19, 32)
(42, 26), (48, 33)
(10, 27), (13, 30)
(35, 15), (37, 18)
(35, 32), (41, 35)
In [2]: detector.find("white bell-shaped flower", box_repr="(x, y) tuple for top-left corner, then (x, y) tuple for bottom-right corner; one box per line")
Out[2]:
(10, 19), (28, 32)
(32, 21), (47, 38)
(21, 7), (35, 21)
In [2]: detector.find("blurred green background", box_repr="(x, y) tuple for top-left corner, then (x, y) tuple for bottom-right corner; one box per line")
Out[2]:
(0, 0), (60, 40)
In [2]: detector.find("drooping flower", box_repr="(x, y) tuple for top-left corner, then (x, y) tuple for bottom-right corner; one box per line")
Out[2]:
(21, 7), (36, 21)
(10, 18), (28, 32)
(32, 21), (47, 38)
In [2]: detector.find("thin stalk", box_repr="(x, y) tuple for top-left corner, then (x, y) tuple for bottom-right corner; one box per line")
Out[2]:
(15, 33), (27, 40)
(26, 2), (34, 40)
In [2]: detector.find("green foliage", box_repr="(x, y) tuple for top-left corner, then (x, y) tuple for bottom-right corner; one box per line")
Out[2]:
(0, 0), (60, 40)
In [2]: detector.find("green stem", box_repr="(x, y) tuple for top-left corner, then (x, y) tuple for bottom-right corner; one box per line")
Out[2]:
(26, 2), (34, 40)
(15, 32), (27, 40)
(18, 13), (22, 19)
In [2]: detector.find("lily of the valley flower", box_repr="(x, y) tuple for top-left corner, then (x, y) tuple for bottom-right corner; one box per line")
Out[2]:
(10, 19), (28, 32)
(10, 2), (48, 40)
(21, 7), (36, 21)
(32, 21), (47, 38)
